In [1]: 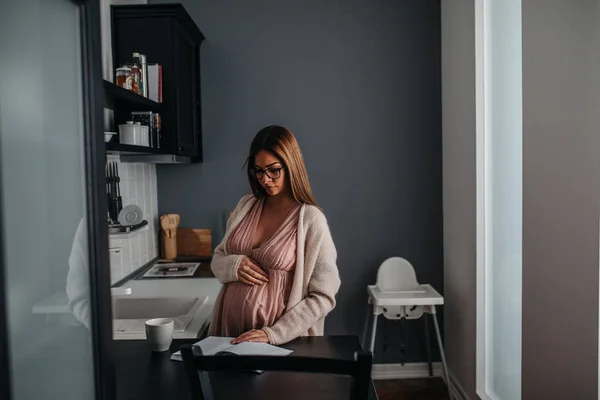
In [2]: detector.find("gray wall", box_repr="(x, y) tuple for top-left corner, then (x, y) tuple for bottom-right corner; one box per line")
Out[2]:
(441, 0), (477, 397)
(522, 0), (600, 398)
(154, 0), (443, 362)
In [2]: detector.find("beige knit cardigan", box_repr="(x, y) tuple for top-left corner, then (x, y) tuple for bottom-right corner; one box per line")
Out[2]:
(209, 194), (341, 345)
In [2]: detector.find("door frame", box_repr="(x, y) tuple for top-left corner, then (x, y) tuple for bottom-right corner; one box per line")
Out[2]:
(78, 0), (115, 399)
(0, 0), (113, 399)
(0, 110), (9, 400)
(475, 0), (523, 398)
(474, 0), (491, 398)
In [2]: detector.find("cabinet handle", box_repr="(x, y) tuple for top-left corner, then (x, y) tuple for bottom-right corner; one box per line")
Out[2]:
(179, 146), (184, 152)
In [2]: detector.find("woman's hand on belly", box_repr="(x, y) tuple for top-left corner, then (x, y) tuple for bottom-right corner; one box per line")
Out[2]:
(231, 329), (269, 344)
(237, 257), (269, 286)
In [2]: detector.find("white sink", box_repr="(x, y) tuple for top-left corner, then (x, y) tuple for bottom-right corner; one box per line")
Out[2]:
(112, 296), (208, 334)
(112, 297), (200, 319)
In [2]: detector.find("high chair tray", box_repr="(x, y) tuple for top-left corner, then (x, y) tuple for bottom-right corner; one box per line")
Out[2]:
(367, 284), (444, 306)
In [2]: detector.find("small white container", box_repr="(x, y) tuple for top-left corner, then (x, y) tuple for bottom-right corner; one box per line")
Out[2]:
(119, 121), (139, 145)
(134, 122), (143, 144)
(140, 125), (150, 147)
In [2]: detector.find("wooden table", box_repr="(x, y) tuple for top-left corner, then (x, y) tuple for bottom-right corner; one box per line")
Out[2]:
(113, 335), (379, 400)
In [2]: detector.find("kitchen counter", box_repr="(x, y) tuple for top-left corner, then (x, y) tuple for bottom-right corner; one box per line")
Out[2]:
(32, 273), (222, 341)
(113, 276), (222, 340)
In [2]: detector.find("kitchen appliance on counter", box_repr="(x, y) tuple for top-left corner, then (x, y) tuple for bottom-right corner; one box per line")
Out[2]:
(136, 260), (214, 280)
(142, 262), (200, 278)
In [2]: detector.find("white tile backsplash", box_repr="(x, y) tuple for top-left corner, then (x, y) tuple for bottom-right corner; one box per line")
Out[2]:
(108, 156), (159, 285)
(121, 241), (132, 275)
(139, 232), (148, 259)
(109, 246), (124, 283)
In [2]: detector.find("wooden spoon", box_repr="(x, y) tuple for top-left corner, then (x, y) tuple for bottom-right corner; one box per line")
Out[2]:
(160, 214), (174, 238)
(168, 214), (180, 237)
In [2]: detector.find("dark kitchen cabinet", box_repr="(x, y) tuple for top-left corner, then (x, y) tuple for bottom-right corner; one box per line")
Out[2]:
(112, 4), (205, 160)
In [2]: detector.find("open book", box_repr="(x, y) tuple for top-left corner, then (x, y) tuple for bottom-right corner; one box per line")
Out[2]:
(170, 336), (293, 362)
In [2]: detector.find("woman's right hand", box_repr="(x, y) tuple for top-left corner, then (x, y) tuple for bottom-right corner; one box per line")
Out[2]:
(237, 257), (269, 285)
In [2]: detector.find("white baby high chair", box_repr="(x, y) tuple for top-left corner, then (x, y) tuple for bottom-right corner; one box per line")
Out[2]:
(362, 257), (451, 399)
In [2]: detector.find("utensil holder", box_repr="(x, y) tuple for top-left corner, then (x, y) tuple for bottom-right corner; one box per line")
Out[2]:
(162, 231), (177, 260)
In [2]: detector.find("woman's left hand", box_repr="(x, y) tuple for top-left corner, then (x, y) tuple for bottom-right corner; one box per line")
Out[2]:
(231, 329), (269, 344)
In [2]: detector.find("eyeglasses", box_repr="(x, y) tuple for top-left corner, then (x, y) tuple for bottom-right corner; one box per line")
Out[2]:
(250, 166), (283, 180)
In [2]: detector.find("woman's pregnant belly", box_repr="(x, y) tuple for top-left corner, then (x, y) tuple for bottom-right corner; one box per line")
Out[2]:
(219, 269), (292, 336)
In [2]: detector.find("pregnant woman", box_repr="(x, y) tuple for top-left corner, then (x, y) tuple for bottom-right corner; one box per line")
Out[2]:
(209, 125), (341, 345)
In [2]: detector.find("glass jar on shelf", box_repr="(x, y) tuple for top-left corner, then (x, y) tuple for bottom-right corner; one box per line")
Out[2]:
(115, 67), (132, 90)
(128, 62), (142, 95)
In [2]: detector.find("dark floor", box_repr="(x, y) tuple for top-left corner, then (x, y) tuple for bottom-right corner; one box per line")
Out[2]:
(374, 378), (449, 400)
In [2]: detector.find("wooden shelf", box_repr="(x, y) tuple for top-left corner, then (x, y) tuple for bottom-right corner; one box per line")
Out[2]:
(106, 142), (168, 155)
(103, 80), (162, 112)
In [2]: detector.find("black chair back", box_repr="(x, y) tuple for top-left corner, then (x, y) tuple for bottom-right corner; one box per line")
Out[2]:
(181, 344), (373, 400)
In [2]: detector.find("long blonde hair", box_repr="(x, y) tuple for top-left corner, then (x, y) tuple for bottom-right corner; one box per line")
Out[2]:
(245, 125), (318, 207)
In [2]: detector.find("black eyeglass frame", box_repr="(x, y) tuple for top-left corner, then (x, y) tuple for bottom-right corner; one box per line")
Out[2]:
(250, 166), (284, 180)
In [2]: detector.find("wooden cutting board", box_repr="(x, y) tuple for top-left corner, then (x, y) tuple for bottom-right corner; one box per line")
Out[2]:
(176, 228), (212, 257)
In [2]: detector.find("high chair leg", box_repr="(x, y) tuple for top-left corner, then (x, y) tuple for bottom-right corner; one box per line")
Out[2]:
(361, 304), (371, 350)
(432, 308), (452, 400)
(369, 313), (378, 353)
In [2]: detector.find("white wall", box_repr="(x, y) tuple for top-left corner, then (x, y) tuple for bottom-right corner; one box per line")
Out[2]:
(441, 0), (477, 398)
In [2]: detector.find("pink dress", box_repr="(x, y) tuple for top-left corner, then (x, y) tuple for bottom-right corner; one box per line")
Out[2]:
(211, 199), (300, 337)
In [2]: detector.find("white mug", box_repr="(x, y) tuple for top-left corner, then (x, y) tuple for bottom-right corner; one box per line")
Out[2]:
(145, 318), (174, 352)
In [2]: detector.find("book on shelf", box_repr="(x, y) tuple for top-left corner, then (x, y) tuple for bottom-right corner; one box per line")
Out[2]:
(147, 63), (162, 103)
